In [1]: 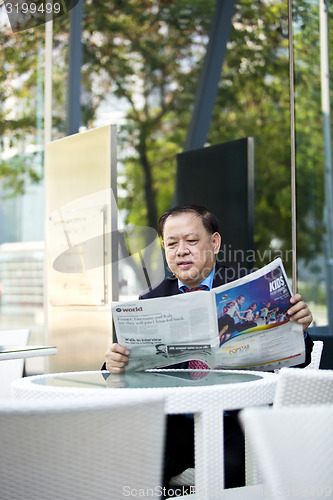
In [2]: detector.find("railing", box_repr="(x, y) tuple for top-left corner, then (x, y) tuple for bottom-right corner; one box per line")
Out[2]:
(0, 242), (44, 315)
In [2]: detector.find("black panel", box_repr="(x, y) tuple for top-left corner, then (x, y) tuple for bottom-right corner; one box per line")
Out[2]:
(175, 138), (254, 269)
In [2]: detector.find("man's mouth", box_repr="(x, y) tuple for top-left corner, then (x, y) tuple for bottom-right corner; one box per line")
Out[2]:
(177, 261), (193, 270)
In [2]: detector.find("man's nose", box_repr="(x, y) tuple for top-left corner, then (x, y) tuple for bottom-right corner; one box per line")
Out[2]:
(176, 241), (189, 255)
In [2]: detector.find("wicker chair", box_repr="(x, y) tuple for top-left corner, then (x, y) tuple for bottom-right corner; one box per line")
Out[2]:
(303, 339), (323, 369)
(170, 342), (325, 492)
(0, 395), (165, 500)
(12, 369), (277, 497)
(240, 405), (333, 500)
(274, 366), (333, 407)
(246, 366), (333, 486)
(274, 339), (323, 373)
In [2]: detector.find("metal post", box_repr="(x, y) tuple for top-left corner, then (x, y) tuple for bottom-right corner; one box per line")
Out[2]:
(320, 0), (333, 333)
(288, 0), (297, 294)
(66, 0), (84, 136)
(44, 15), (53, 357)
(44, 18), (53, 146)
(184, 0), (236, 151)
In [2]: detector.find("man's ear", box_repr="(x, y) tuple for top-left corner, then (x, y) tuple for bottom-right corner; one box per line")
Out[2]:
(162, 240), (165, 250)
(212, 232), (221, 254)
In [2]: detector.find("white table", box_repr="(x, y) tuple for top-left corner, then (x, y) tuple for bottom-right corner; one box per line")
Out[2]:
(0, 345), (57, 361)
(12, 369), (277, 497)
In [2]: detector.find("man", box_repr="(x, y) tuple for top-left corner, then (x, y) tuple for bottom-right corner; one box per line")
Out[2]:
(104, 205), (313, 489)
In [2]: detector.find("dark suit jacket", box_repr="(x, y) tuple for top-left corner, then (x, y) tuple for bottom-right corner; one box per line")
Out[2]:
(139, 262), (243, 299)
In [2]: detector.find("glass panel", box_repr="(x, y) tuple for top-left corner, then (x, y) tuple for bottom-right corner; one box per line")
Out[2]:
(293, 0), (332, 332)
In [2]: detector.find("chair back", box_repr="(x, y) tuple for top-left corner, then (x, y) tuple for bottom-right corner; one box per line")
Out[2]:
(274, 367), (333, 407)
(0, 329), (30, 399)
(240, 405), (333, 500)
(0, 395), (165, 500)
(246, 366), (333, 486)
(304, 339), (323, 369)
(274, 339), (323, 375)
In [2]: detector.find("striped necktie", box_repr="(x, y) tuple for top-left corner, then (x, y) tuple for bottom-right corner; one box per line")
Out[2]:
(182, 284), (210, 371)
(181, 285), (209, 293)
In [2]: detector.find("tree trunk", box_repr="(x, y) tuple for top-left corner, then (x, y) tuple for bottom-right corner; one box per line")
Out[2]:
(138, 139), (158, 232)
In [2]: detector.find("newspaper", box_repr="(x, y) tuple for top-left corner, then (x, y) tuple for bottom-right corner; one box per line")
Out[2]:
(112, 258), (305, 371)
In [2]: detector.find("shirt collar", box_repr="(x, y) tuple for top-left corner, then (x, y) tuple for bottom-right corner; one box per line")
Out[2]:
(178, 267), (215, 292)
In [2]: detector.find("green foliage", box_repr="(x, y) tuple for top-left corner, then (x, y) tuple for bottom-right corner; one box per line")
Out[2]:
(298, 279), (327, 307)
(293, 1), (326, 264)
(81, 0), (215, 229)
(0, 17), (69, 195)
(0, 154), (42, 196)
(0, 0), (330, 272)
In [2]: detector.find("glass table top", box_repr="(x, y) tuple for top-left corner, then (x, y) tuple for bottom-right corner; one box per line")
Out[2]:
(32, 370), (262, 390)
(0, 345), (56, 353)
(0, 345), (57, 360)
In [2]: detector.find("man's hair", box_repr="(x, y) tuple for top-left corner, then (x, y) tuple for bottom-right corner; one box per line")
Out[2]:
(158, 205), (220, 238)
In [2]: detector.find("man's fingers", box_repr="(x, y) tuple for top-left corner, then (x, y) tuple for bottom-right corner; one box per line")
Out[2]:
(110, 343), (130, 356)
(109, 351), (129, 363)
(107, 364), (126, 374)
(288, 294), (313, 331)
(105, 343), (130, 373)
(105, 356), (128, 373)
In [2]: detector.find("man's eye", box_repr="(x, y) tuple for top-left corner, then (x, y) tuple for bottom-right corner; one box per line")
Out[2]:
(167, 242), (176, 247)
(188, 240), (198, 244)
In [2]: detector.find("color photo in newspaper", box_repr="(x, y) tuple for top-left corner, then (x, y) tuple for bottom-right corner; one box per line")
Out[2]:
(112, 258), (305, 371)
(213, 258), (305, 370)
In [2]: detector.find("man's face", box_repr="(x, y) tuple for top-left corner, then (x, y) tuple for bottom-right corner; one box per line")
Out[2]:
(162, 212), (221, 287)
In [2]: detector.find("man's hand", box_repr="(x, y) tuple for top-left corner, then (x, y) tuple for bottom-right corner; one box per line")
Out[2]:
(288, 293), (313, 332)
(105, 343), (129, 373)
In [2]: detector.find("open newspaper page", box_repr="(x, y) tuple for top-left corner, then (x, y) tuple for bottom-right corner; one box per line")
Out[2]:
(112, 291), (218, 371)
(214, 258), (305, 370)
(112, 258), (305, 371)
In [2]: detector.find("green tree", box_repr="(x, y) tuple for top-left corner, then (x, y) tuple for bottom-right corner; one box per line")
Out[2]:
(293, 0), (326, 265)
(0, 26), (43, 195)
(208, 0), (327, 272)
(0, 17), (69, 196)
(208, 0), (292, 264)
(82, 0), (215, 230)
(0, 0), (329, 270)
